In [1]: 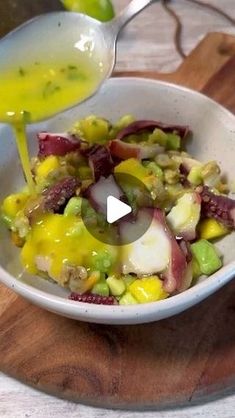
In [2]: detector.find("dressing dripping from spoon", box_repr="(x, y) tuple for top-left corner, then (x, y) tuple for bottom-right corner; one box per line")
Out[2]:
(0, 0), (156, 191)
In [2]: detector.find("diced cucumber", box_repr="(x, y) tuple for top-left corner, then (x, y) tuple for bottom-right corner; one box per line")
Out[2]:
(144, 161), (164, 181)
(91, 282), (110, 297)
(187, 166), (202, 186)
(190, 239), (222, 275)
(123, 274), (136, 288)
(148, 128), (168, 147)
(106, 276), (126, 296)
(166, 133), (181, 150)
(119, 292), (138, 305)
(90, 250), (116, 274)
(1, 213), (13, 228)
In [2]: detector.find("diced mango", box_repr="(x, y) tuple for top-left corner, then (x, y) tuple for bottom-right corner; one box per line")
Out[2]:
(115, 158), (148, 181)
(78, 115), (109, 143)
(129, 276), (168, 304)
(198, 218), (229, 240)
(2, 192), (29, 219)
(36, 155), (60, 180)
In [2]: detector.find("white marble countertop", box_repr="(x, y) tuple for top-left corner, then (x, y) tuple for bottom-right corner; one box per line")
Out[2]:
(1, 1), (235, 417)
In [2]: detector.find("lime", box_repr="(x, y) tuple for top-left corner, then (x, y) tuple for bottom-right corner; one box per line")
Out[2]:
(61, 0), (115, 22)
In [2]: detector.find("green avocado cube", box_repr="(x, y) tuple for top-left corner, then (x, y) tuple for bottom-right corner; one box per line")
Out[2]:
(166, 133), (181, 150)
(91, 282), (110, 297)
(190, 239), (222, 275)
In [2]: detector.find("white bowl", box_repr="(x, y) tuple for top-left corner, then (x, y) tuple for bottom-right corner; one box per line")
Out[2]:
(0, 77), (235, 324)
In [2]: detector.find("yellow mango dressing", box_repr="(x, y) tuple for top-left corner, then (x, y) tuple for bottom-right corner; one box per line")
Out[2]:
(21, 214), (117, 285)
(0, 56), (104, 192)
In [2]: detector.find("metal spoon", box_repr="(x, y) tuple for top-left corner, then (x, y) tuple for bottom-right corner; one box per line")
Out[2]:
(0, 0), (156, 122)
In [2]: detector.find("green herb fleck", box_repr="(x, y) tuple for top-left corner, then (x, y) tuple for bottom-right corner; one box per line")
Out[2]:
(18, 67), (26, 77)
(68, 65), (77, 70)
(21, 110), (31, 124)
(66, 65), (86, 81)
(43, 81), (61, 99)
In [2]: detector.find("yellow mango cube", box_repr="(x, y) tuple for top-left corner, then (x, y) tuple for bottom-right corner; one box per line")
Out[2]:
(115, 158), (148, 181)
(129, 276), (168, 304)
(2, 192), (29, 218)
(198, 218), (229, 240)
(36, 155), (60, 180)
(79, 116), (109, 143)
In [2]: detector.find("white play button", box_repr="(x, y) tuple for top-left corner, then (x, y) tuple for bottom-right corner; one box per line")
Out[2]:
(107, 196), (132, 224)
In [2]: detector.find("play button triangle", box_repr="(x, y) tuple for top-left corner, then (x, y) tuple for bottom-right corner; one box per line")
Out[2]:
(107, 196), (132, 224)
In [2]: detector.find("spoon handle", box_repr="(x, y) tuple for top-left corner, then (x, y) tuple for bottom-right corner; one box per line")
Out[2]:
(111, 0), (157, 36)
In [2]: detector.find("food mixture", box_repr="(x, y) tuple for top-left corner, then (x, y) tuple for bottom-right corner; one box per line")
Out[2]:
(1, 115), (235, 305)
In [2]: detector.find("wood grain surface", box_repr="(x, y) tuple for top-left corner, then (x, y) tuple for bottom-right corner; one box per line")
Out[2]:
(1, 31), (235, 410)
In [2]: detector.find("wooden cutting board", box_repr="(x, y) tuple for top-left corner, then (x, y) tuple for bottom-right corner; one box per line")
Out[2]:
(1, 31), (235, 409)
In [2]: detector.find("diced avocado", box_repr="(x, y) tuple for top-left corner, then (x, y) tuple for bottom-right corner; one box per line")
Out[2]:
(166, 133), (181, 150)
(119, 292), (138, 305)
(148, 128), (167, 147)
(106, 276), (126, 296)
(91, 281), (110, 297)
(190, 239), (222, 275)
(64, 197), (82, 217)
(192, 256), (202, 279)
(72, 115), (109, 144)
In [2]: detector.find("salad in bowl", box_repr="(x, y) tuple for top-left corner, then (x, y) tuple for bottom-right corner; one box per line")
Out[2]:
(1, 112), (235, 306)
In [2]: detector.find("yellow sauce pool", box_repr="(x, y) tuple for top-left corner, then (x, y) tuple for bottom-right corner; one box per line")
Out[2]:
(0, 59), (103, 123)
(21, 214), (117, 285)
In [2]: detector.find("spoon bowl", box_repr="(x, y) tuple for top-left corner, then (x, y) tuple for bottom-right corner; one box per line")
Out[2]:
(0, 0), (156, 122)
